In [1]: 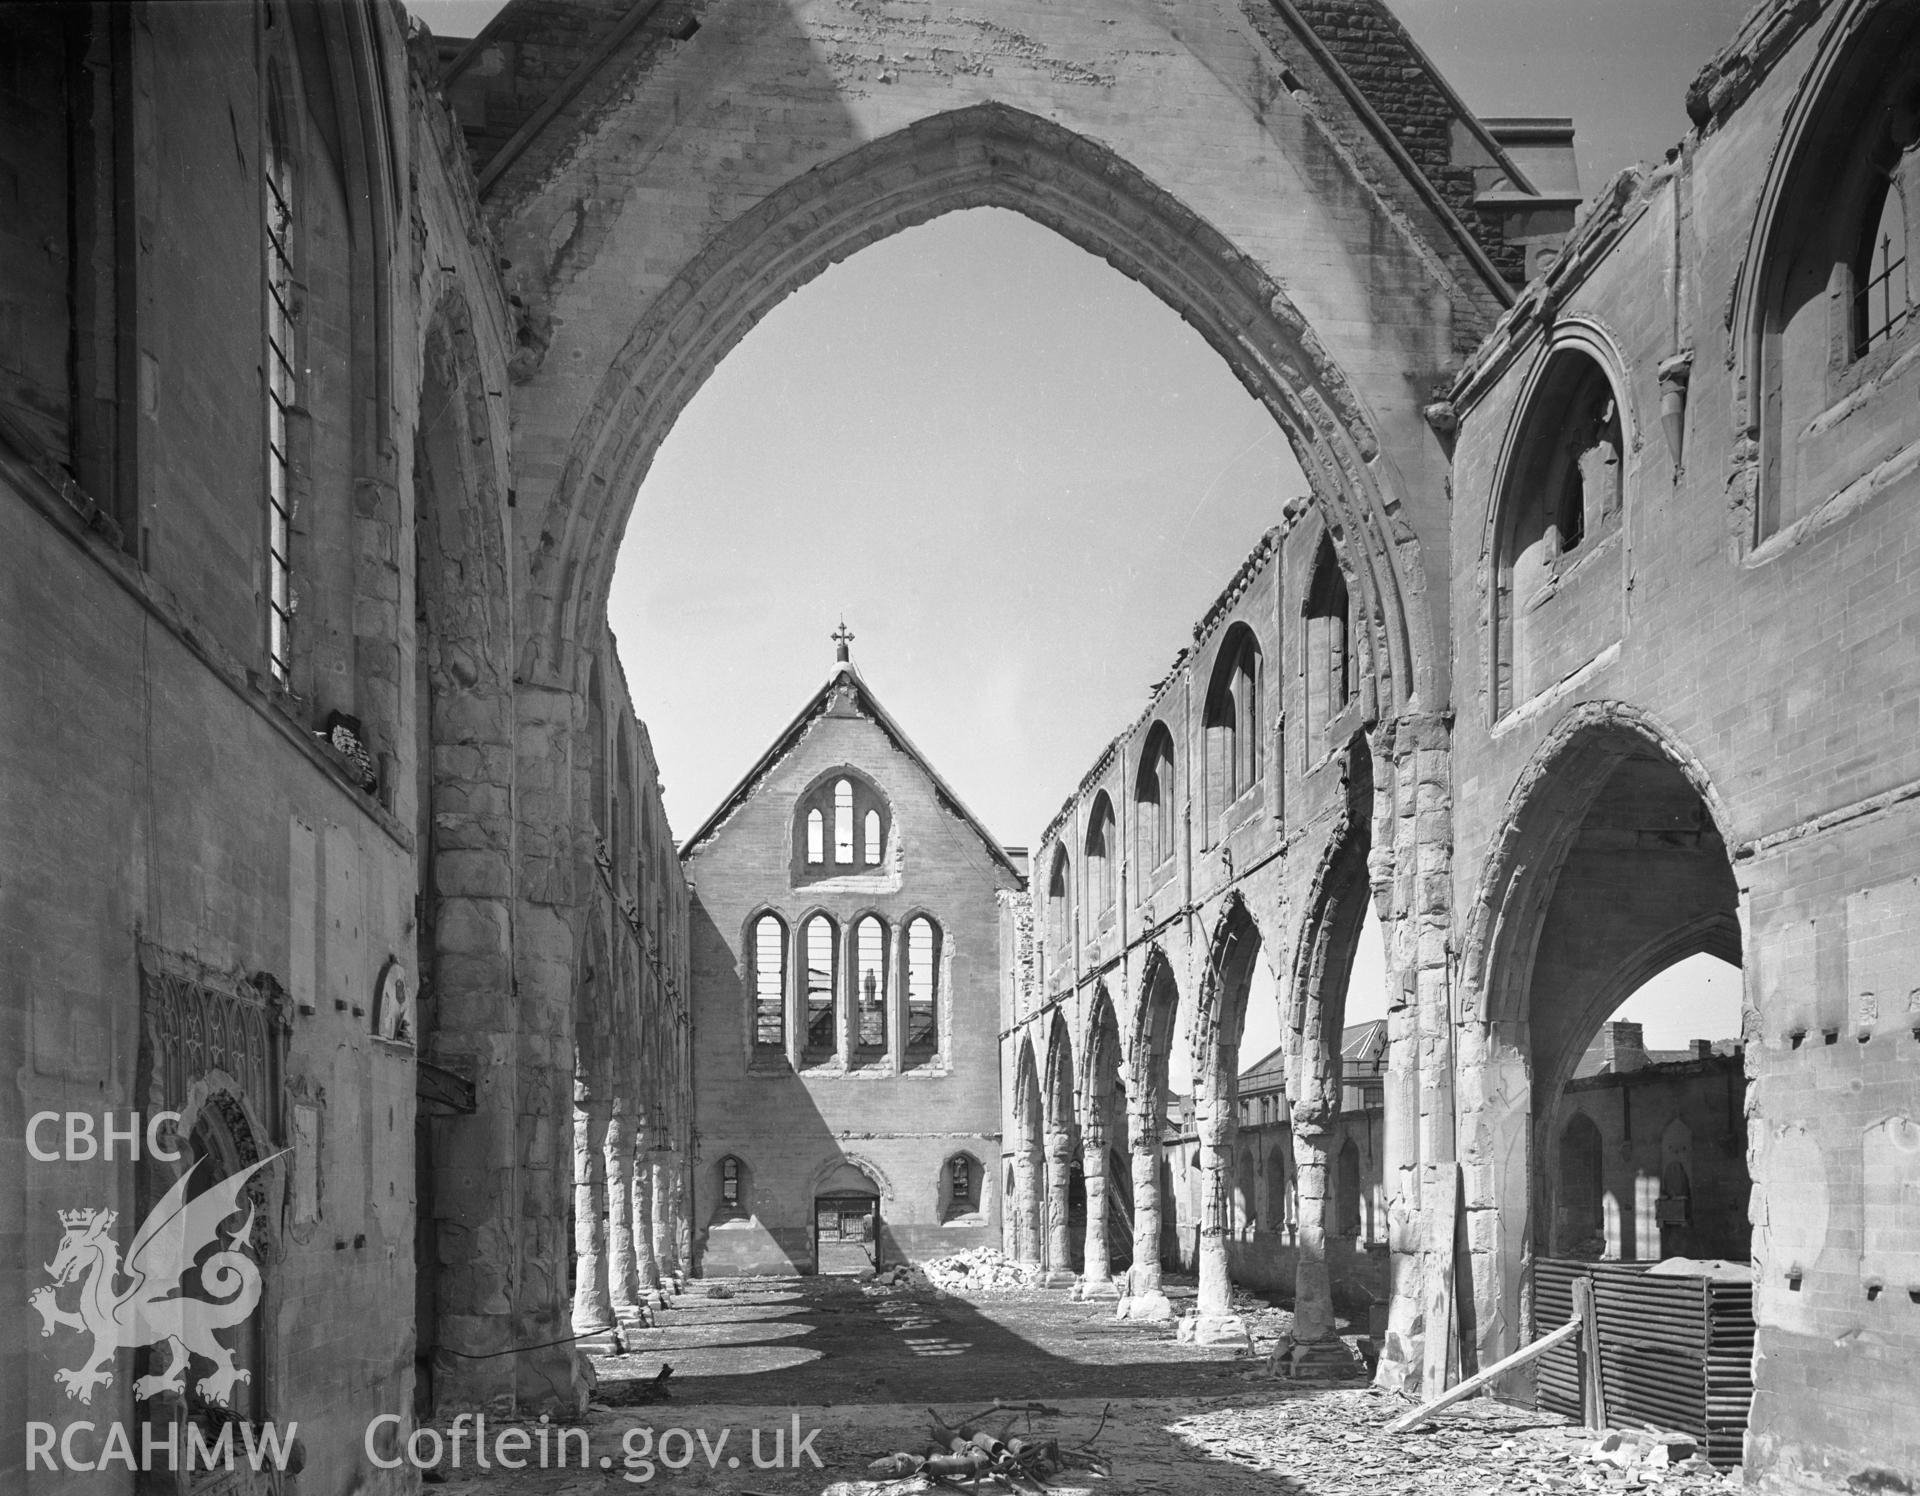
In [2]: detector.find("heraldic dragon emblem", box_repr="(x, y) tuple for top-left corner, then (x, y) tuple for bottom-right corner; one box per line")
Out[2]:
(29, 1152), (282, 1407)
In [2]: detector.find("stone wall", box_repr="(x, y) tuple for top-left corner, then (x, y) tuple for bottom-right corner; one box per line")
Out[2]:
(681, 664), (1018, 1275)
(1444, 3), (1920, 1484)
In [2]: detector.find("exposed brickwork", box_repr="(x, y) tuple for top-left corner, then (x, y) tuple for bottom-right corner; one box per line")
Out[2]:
(1287, 0), (1527, 283)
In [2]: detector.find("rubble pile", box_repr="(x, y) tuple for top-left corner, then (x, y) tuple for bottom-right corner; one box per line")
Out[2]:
(1171, 1389), (1743, 1496)
(921, 1247), (1040, 1294)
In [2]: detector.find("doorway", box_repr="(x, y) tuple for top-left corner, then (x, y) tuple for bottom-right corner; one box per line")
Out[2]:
(815, 1192), (880, 1275)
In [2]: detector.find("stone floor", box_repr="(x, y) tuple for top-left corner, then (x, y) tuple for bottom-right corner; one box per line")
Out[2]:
(424, 1275), (1745, 1495)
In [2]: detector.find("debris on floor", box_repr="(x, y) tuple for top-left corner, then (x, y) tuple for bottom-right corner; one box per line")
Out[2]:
(862, 1402), (1112, 1490)
(921, 1247), (1040, 1294)
(1169, 1389), (1745, 1495)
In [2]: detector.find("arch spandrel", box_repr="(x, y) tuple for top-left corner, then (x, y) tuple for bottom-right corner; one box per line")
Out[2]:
(492, 0), (1512, 707)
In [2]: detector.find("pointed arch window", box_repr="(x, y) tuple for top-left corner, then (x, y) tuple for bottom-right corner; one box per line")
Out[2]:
(792, 769), (890, 886)
(854, 915), (888, 1056)
(802, 914), (838, 1060)
(1086, 793), (1116, 918)
(1204, 624), (1262, 827)
(264, 96), (297, 686)
(905, 915), (940, 1059)
(1045, 846), (1072, 960)
(1304, 538), (1352, 743)
(1490, 350), (1623, 716)
(834, 780), (854, 863)
(750, 912), (787, 1052)
(1135, 723), (1176, 874)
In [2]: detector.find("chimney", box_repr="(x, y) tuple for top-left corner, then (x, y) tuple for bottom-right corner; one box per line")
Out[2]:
(1600, 1020), (1647, 1073)
(1690, 1039), (1714, 1060)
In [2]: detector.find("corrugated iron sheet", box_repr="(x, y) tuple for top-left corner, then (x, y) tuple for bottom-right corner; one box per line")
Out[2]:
(1527, 1256), (1752, 1467)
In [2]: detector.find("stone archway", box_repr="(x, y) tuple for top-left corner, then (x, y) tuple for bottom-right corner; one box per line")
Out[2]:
(1119, 948), (1182, 1323)
(1010, 1037), (1044, 1268)
(471, 7), (1514, 1397)
(1078, 987), (1126, 1298)
(516, 102), (1441, 717)
(1041, 1013), (1079, 1283)
(1282, 738), (1374, 1371)
(1456, 703), (1744, 1384)
(1189, 894), (1264, 1343)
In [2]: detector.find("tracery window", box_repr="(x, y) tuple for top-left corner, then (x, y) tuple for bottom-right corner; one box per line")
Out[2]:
(751, 912), (786, 1052)
(905, 915), (940, 1058)
(792, 769), (889, 886)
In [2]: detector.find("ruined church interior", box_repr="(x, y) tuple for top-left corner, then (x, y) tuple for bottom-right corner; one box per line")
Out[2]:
(4, 0), (1918, 1492)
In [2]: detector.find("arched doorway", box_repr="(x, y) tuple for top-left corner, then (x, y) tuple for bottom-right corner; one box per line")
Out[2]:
(814, 1161), (885, 1276)
(1463, 709), (1748, 1412)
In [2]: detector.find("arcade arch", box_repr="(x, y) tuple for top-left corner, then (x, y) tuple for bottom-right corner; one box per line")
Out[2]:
(1460, 707), (1746, 1380)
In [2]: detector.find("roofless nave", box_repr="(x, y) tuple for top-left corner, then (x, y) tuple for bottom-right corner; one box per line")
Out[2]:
(3, 1), (1917, 1492)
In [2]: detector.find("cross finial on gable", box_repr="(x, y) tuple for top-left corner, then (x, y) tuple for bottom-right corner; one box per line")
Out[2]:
(832, 619), (855, 664)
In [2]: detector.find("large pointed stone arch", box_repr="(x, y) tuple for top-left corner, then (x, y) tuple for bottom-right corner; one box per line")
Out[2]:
(517, 103), (1438, 718)
(1454, 700), (1746, 1382)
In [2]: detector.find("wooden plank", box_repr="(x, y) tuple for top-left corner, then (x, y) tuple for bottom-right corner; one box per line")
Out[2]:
(1385, 1319), (1584, 1434)
(1574, 1277), (1607, 1429)
(1420, 1162), (1458, 1398)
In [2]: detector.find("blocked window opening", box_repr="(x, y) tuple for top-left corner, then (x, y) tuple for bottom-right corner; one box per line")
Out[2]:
(1555, 1111), (1606, 1258)
(803, 914), (838, 1059)
(855, 915), (888, 1054)
(751, 912), (786, 1051)
(905, 915), (939, 1058)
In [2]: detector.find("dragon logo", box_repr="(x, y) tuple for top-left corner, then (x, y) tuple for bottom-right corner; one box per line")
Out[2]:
(29, 1152), (282, 1408)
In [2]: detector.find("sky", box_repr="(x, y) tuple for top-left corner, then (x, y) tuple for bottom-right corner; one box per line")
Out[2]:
(409, 0), (1751, 1051)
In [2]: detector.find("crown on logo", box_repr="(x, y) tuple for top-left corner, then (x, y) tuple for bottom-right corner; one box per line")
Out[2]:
(58, 1208), (94, 1227)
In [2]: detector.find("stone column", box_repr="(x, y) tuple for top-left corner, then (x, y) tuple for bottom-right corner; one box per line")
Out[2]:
(1282, 1031), (1359, 1376)
(1042, 1121), (1074, 1287)
(1078, 1133), (1118, 1298)
(1188, 1078), (1246, 1344)
(572, 1100), (613, 1331)
(652, 1152), (680, 1279)
(1011, 1142), (1040, 1268)
(1122, 1102), (1171, 1320)
(605, 1102), (640, 1321)
(632, 1131), (664, 1305)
